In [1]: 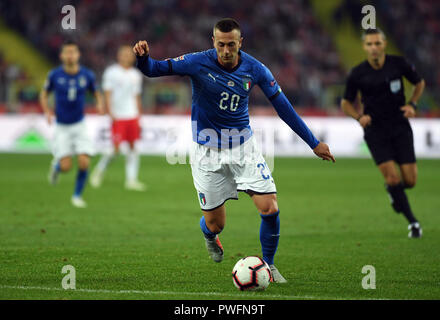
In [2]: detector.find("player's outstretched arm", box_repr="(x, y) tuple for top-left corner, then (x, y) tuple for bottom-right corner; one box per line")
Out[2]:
(133, 40), (174, 78)
(271, 91), (335, 162)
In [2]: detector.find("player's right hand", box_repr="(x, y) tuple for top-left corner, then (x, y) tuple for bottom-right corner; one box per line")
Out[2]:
(313, 142), (336, 163)
(133, 41), (149, 56)
(358, 114), (372, 128)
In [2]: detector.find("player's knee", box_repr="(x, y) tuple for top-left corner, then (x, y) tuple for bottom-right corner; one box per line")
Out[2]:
(404, 178), (416, 189)
(259, 201), (279, 215)
(385, 174), (401, 186)
(78, 155), (90, 170)
(60, 158), (72, 172)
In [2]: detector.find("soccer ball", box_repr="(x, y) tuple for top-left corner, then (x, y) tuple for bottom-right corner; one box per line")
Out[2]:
(232, 256), (272, 291)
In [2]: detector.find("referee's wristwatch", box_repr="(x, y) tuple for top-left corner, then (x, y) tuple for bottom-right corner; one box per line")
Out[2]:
(408, 101), (418, 110)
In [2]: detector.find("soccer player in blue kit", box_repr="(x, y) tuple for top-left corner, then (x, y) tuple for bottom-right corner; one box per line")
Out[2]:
(40, 41), (103, 208)
(134, 18), (335, 282)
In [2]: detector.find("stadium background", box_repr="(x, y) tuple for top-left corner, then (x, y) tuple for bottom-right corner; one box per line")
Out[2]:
(1, 0), (440, 301)
(0, 0), (439, 157)
(1, 0), (439, 114)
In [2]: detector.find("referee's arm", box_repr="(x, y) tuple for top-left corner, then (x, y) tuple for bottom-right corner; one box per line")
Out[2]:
(341, 98), (371, 128)
(401, 79), (425, 118)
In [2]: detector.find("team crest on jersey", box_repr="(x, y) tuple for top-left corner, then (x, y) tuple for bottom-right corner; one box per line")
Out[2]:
(173, 55), (185, 62)
(227, 80), (235, 87)
(242, 77), (252, 91)
(199, 192), (206, 206)
(390, 79), (401, 93)
(79, 76), (87, 88)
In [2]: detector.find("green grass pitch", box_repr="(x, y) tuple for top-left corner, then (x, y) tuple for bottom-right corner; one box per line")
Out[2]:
(0, 153), (439, 300)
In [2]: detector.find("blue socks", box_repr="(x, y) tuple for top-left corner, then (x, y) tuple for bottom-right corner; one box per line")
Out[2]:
(200, 211), (280, 265)
(74, 169), (88, 197)
(260, 210), (280, 265)
(55, 161), (61, 173)
(200, 216), (217, 239)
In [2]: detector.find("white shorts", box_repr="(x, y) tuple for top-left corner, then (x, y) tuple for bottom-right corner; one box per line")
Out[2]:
(190, 136), (276, 211)
(52, 120), (94, 160)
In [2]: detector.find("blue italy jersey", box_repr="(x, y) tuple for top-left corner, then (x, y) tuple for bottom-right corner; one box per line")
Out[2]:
(44, 66), (97, 124)
(138, 49), (281, 148)
(136, 48), (319, 149)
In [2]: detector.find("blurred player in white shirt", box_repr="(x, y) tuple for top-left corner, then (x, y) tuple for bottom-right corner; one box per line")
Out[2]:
(90, 45), (146, 191)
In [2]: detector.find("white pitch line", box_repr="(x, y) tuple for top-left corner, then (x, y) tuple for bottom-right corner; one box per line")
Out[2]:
(0, 285), (388, 300)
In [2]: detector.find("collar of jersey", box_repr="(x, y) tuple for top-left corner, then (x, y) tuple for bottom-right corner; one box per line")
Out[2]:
(214, 50), (243, 73)
(61, 65), (82, 76)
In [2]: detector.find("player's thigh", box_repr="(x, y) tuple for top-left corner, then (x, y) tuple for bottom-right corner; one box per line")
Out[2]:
(393, 124), (416, 171)
(111, 120), (123, 151)
(190, 144), (238, 211)
(231, 137), (277, 202)
(202, 204), (226, 233)
(73, 121), (94, 159)
(191, 166), (237, 211)
(400, 163), (417, 188)
(377, 160), (401, 185)
(251, 193), (279, 215)
(52, 124), (73, 161)
(126, 119), (141, 149)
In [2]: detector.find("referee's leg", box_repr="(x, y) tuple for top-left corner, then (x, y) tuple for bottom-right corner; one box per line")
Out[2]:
(379, 160), (419, 224)
(400, 163), (417, 188)
(378, 160), (401, 186)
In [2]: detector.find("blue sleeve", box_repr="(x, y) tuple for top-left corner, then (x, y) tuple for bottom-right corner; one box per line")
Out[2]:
(136, 55), (173, 77)
(271, 91), (320, 149)
(257, 63), (282, 100)
(136, 52), (200, 77)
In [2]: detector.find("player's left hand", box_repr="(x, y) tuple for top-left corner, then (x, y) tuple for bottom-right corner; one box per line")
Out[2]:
(313, 142), (336, 163)
(400, 105), (416, 118)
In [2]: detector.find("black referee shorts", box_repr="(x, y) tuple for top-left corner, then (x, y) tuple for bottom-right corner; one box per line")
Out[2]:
(364, 122), (416, 166)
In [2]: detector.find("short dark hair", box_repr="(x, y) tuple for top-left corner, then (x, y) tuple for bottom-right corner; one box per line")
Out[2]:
(213, 18), (241, 35)
(61, 40), (79, 51)
(362, 28), (386, 41)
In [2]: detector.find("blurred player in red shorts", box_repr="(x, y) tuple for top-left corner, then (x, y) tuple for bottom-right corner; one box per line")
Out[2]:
(90, 45), (146, 191)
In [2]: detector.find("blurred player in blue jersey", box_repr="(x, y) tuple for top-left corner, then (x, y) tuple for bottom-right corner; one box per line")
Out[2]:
(40, 41), (103, 208)
(134, 18), (335, 282)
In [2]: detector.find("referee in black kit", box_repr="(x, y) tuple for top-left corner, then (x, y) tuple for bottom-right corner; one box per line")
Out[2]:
(341, 28), (425, 238)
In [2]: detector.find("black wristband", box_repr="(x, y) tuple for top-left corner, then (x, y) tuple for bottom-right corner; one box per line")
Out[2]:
(356, 115), (362, 121)
(409, 101), (418, 110)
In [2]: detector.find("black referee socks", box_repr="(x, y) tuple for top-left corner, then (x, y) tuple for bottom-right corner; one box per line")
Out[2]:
(386, 183), (418, 224)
